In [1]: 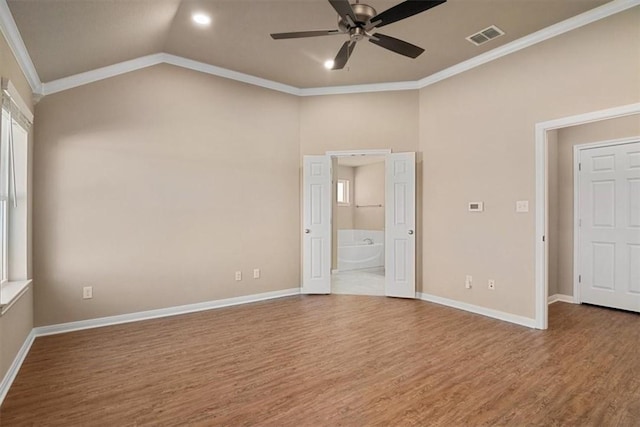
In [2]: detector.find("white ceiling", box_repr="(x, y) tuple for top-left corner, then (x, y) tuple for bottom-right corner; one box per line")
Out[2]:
(7, 0), (610, 88)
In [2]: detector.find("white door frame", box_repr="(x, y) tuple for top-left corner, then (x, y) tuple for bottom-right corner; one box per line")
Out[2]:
(534, 102), (640, 329)
(326, 149), (392, 157)
(326, 149), (392, 275)
(324, 149), (392, 285)
(572, 137), (640, 305)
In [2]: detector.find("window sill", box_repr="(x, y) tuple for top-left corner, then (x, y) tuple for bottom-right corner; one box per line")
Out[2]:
(0, 280), (32, 316)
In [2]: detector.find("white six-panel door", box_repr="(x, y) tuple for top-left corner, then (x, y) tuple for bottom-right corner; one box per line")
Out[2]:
(302, 155), (332, 294)
(578, 141), (640, 312)
(385, 152), (416, 298)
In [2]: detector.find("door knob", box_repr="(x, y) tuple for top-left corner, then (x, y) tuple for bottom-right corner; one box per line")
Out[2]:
(408, 230), (414, 235)
(304, 229), (310, 234)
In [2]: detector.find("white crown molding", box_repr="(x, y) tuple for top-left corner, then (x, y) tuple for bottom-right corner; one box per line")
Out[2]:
(0, 0), (41, 95)
(162, 53), (301, 96)
(0, 79), (33, 123)
(40, 53), (166, 96)
(4, 0), (640, 99)
(299, 80), (419, 96)
(41, 52), (301, 97)
(417, 0), (640, 89)
(417, 292), (538, 329)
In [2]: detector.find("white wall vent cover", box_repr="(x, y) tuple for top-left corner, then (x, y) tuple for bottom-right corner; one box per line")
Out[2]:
(466, 25), (505, 46)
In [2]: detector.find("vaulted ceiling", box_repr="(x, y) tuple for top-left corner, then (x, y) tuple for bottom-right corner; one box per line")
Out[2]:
(8, 0), (611, 89)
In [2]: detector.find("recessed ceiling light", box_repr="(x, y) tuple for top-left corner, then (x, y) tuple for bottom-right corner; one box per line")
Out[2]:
(324, 60), (334, 70)
(192, 13), (211, 26)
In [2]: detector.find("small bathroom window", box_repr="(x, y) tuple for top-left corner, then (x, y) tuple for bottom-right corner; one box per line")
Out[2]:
(337, 179), (350, 206)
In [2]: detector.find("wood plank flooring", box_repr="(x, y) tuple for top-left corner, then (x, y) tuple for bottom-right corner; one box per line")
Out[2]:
(1, 296), (639, 426)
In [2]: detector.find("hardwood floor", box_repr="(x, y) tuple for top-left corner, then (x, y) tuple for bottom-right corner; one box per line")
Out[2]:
(1, 296), (639, 426)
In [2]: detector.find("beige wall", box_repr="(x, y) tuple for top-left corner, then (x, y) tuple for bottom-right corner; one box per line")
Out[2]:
(22, 6), (640, 332)
(336, 165), (355, 230)
(354, 161), (385, 230)
(299, 91), (420, 156)
(0, 31), (34, 383)
(300, 90), (420, 279)
(1, 287), (33, 378)
(551, 115), (640, 297)
(33, 64), (300, 326)
(418, 7), (639, 319)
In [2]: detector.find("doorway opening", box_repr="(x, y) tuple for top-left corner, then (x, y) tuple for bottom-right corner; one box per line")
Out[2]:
(535, 103), (640, 329)
(331, 155), (386, 296)
(301, 149), (416, 298)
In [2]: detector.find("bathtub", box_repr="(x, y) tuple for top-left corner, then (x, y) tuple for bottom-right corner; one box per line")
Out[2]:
(337, 229), (384, 272)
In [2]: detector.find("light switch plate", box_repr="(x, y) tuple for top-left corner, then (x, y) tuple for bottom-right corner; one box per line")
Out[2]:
(516, 200), (529, 213)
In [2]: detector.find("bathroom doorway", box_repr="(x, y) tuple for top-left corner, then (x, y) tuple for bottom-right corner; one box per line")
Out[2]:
(331, 155), (386, 296)
(302, 150), (415, 298)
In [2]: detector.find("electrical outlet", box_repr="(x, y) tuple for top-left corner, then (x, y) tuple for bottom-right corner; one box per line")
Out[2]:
(253, 268), (260, 279)
(235, 271), (242, 281)
(82, 286), (93, 299)
(488, 280), (495, 290)
(465, 275), (472, 289)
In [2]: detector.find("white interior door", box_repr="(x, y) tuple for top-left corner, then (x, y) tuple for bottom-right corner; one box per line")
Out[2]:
(385, 152), (416, 298)
(302, 155), (332, 294)
(578, 141), (640, 312)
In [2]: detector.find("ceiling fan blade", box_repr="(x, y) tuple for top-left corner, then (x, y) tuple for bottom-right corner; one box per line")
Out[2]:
(369, 33), (424, 58)
(271, 30), (341, 39)
(328, 0), (356, 23)
(332, 41), (356, 70)
(369, 0), (446, 28)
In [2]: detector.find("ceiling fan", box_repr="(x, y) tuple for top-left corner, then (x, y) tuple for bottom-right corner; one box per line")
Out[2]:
(270, 0), (446, 70)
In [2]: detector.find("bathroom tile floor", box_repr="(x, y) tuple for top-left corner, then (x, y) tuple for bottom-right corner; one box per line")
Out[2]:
(331, 267), (385, 296)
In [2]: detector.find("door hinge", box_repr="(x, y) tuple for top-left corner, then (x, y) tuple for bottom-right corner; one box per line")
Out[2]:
(578, 162), (582, 171)
(579, 275), (582, 283)
(542, 235), (545, 242)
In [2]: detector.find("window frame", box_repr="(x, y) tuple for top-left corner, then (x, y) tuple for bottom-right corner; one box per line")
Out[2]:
(337, 179), (350, 206)
(0, 109), (11, 285)
(0, 79), (33, 312)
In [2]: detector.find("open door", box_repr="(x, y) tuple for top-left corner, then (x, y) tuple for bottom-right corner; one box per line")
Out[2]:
(302, 155), (332, 294)
(385, 152), (416, 298)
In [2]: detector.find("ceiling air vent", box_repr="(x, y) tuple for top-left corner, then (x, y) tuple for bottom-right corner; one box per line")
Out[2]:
(466, 25), (505, 46)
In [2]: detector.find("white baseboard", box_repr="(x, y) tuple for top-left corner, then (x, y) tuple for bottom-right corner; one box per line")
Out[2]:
(548, 294), (577, 304)
(3, 287), (540, 406)
(0, 329), (36, 405)
(0, 288), (300, 406)
(35, 287), (301, 337)
(417, 292), (537, 329)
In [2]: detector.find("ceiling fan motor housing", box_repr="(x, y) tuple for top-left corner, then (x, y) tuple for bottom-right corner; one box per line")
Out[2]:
(337, 3), (377, 33)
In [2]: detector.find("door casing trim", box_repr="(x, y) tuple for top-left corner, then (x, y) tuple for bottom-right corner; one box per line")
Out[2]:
(534, 102), (640, 329)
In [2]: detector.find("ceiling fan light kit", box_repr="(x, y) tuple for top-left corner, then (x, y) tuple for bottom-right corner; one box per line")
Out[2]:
(270, 0), (446, 70)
